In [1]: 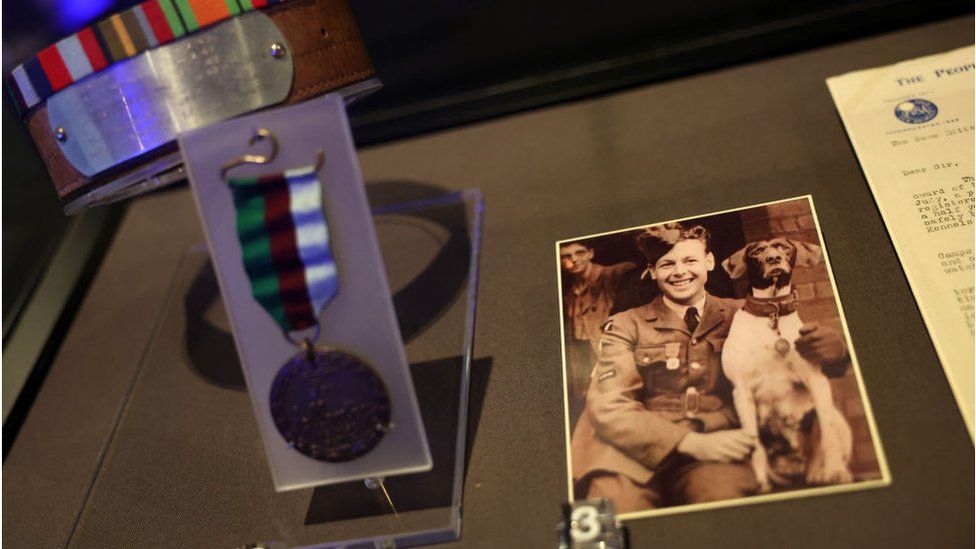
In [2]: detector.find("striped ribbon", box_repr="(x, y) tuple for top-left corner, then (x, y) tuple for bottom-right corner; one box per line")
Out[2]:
(228, 165), (338, 334)
(9, 0), (290, 112)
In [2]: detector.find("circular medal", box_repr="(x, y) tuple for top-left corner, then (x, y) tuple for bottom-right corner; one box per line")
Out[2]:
(269, 348), (392, 462)
(774, 338), (791, 355)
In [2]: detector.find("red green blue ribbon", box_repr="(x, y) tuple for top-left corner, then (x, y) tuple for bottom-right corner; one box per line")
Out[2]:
(9, 0), (290, 112)
(228, 165), (337, 334)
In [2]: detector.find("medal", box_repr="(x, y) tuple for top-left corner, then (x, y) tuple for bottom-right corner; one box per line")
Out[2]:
(665, 342), (681, 370)
(226, 142), (392, 462)
(270, 346), (391, 462)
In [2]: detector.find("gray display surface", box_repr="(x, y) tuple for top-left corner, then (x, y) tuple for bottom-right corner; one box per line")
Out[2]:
(3, 16), (973, 549)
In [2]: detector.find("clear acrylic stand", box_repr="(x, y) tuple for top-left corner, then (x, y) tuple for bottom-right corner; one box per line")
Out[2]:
(65, 188), (483, 548)
(294, 187), (484, 548)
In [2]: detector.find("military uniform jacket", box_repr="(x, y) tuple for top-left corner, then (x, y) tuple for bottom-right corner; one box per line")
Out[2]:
(570, 293), (742, 484)
(565, 262), (636, 351)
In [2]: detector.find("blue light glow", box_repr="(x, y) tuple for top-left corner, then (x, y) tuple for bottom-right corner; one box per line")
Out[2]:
(55, 0), (117, 33)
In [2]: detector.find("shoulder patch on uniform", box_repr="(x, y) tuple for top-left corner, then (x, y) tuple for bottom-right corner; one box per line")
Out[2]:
(601, 318), (614, 333)
(597, 369), (617, 383)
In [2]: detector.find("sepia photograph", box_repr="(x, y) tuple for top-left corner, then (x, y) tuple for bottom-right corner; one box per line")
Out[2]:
(557, 196), (889, 519)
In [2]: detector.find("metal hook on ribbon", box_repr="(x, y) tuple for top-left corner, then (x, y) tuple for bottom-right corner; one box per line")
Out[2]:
(220, 128), (280, 180)
(220, 128), (326, 180)
(285, 323), (321, 350)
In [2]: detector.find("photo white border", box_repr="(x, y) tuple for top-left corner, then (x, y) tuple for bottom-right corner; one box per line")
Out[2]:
(555, 194), (892, 521)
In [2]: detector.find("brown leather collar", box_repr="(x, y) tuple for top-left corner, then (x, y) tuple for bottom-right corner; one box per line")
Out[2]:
(27, 0), (374, 205)
(742, 291), (798, 318)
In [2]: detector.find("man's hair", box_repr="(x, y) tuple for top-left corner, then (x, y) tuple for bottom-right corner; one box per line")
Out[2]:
(635, 223), (711, 266)
(560, 239), (594, 251)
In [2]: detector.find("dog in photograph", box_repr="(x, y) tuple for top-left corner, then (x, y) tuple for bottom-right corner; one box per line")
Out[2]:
(721, 237), (853, 492)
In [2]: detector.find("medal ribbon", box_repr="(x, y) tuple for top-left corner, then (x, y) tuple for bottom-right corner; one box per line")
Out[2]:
(228, 164), (337, 334)
(8, 0), (292, 112)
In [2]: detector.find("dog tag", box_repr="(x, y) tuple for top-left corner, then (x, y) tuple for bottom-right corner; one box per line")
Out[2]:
(774, 338), (791, 355)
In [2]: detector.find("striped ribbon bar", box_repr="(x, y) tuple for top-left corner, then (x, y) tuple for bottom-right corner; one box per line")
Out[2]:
(9, 0), (290, 112)
(228, 165), (338, 334)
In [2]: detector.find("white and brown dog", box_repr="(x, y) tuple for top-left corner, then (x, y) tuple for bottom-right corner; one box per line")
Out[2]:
(721, 238), (853, 492)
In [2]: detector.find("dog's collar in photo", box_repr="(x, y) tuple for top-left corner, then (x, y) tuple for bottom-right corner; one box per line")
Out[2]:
(742, 292), (798, 319)
(743, 291), (798, 355)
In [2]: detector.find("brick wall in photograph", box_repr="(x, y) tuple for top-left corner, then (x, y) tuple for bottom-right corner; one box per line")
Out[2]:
(737, 198), (881, 480)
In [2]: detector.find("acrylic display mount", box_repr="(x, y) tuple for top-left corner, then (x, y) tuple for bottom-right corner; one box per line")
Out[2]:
(62, 189), (483, 548)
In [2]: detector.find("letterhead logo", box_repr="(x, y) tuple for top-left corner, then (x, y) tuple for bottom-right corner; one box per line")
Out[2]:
(894, 99), (938, 124)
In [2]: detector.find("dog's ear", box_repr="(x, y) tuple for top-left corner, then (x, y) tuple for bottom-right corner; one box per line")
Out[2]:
(789, 240), (823, 268)
(722, 247), (748, 279)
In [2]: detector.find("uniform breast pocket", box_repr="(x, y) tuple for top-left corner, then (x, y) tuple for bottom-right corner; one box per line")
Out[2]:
(634, 345), (667, 368)
(635, 343), (684, 393)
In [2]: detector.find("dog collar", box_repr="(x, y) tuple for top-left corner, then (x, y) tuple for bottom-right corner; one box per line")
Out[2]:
(11, 0), (377, 213)
(9, 1), (295, 112)
(743, 292), (798, 355)
(742, 291), (798, 319)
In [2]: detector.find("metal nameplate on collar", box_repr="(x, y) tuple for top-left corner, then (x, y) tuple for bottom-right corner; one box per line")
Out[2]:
(47, 11), (293, 178)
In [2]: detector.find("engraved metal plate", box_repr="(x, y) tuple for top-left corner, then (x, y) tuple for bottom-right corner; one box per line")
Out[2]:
(48, 11), (293, 177)
(61, 78), (381, 214)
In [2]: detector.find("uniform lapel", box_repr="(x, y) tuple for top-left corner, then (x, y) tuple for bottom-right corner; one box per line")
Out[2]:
(695, 294), (727, 337)
(644, 296), (690, 335)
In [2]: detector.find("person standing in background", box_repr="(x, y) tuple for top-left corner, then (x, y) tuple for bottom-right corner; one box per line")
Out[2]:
(561, 240), (636, 413)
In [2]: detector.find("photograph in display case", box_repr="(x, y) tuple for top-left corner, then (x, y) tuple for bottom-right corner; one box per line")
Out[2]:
(557, 196), (889, 519)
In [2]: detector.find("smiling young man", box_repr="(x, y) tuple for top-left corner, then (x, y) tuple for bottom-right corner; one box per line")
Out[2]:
(569, 223), (848, 513)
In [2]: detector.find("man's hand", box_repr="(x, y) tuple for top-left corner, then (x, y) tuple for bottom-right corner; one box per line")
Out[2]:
(676, 430), (755, 462)
(796, 323), (847, 366)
